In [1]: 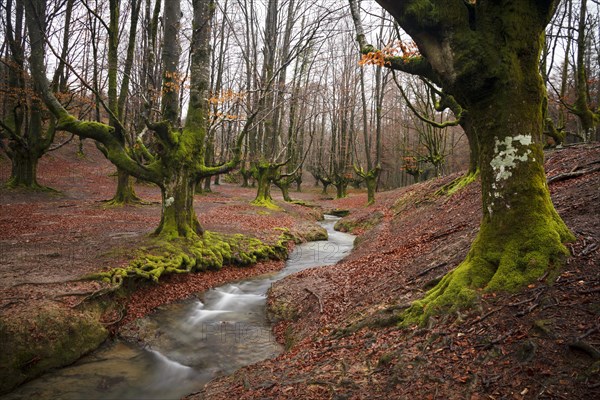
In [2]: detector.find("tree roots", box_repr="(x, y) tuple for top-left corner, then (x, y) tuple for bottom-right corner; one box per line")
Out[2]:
(88, 231), (289, 286)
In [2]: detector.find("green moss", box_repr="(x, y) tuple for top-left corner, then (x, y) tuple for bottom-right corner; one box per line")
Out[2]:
(0, 305), (108, 394)
(251, 197), (282, 211)
(435, 170), (479, 196)
(89, 230), (289, 286)
(328, 209), (350, 217)
(334, 211), (383, 234)
(399, 201), (575, 326)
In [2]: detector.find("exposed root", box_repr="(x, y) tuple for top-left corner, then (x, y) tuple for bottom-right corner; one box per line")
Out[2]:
(568, 341), (600, 360)
(101, 194), (149, 207)
(3, 181), (59, 193)
(399, 212), (574, 326)
(547, 164), (600, 184)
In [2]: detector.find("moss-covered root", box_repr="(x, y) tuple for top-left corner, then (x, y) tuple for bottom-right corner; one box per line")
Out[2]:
(401, 210), (575, 326)
(4, 179), (58, 193)
(435, 170), (479, 196)
(91, 231), (289, 286)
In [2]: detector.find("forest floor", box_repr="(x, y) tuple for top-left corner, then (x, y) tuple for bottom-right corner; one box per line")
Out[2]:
(1, 138), (599, 399)
(193, 143), (600, 400)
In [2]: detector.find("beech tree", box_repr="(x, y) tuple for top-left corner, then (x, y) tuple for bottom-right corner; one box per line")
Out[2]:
(349, 0), (575, 322)
(25, 0), (245, 239)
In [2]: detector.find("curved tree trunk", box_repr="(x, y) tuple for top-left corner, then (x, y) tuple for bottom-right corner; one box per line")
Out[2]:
(276, 181), (292, 202)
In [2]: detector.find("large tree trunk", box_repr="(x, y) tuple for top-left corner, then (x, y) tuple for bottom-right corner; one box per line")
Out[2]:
(412, 81), (574, 318)
(352, 0), (575, 323)
(155, 168), (203, 239)
(400, 2), (574, 321)
(8, 149), (39, 188)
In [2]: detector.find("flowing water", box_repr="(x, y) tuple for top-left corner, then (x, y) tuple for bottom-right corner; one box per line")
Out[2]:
(3, 215), (355, 400)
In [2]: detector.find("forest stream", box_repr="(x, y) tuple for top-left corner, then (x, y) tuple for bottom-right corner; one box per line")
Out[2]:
(3, 215), (355, 400)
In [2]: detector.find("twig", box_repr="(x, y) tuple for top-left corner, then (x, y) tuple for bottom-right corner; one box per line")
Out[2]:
(411, 262), (448, 280)
(476, 329), (516, 349)
(304, 288), (324, 313)
(54, 289), (104, 298)
(547, 165), (600, 184)
(11, 277), (83, 288)
(577, 325), (600, 341)
(101, 309), (125, 326)
(0, 299), (25, 309)
(578, 287), (600, 294)
(580, 243), (598, 256)
(516, 302), (540, 317)
(470, 306), (504, 326)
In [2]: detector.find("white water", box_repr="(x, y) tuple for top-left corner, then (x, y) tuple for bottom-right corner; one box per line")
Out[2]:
(3, 215), (354, 400)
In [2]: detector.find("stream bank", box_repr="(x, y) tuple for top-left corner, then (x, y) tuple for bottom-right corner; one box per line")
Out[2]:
(2, 216), (354, 399)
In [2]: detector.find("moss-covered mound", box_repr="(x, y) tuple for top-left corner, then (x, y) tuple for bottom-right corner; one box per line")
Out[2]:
(0, 304), (108, 394)
(90, 231), (290, 286)
(334, 211), (383, 234)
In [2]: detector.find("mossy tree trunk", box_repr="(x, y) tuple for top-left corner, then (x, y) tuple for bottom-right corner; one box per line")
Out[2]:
(334, 179), (348, 199)
(252, 162), (282, 208)
(351, 0), (574, 323)
(156, 167), (203, 239)
(109, 167), (142, 204)
(364, 169), (379, 205)
(274, 175), (294, 202)
(356, 165), (381, 206)
(409, 82), (574, 320)
(365, 175), (376, 204)
(8, 148), (40, 187)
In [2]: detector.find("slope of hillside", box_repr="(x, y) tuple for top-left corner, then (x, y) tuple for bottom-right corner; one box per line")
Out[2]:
(195, 143), (600, 400)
